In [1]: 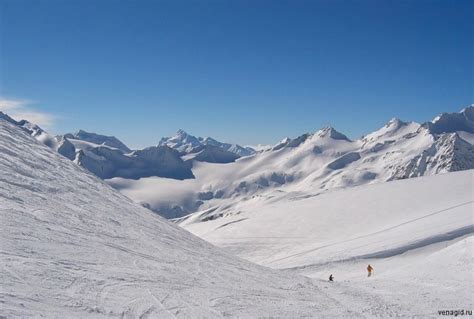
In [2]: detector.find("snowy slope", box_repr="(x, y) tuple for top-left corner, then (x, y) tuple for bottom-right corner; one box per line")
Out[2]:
(0, 116), (353, 318)
(179, 170), (474, 315)
(181, 144), (240, 164)
(0, 111), (58, 149)
(180, 170), (473, 268)
(108, 107), (474, 218)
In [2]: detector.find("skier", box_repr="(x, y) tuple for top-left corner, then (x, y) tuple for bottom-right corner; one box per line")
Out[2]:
(367, 264), (374, 277)
(329, 274), (334, 282)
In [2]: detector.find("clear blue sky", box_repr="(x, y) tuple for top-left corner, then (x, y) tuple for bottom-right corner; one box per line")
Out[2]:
(1, 0), (472, 148)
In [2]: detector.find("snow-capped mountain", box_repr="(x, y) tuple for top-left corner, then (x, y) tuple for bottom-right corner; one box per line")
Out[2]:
(2, 106), (473, 219)
(423, 106), (474, 134)
(181, 144), (240, 164)
(64, 129), (132, 153)
(0, 117), (194, 181)
(107, 106), (474, 218)
(158, 129), (202, 153)
(1, 116), (352, 318)
(199, 136), (255, 157)
(74, 144), (194, 180)
(159, 129), (255, 157)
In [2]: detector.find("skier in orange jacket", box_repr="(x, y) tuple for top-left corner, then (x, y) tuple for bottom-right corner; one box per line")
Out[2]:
(367, 264), (374, 277)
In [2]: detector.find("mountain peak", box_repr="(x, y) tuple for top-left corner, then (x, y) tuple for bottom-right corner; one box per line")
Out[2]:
(72, 129), (131, 153)
(385, 118), (407, 129)
(459, 105), (473, 120)
(423, 107), (474, 134)
(160, 130), (255, 157)
(176, 129), (190, 136)
(387, 117), (402, 124)
(76, 129), (87, 135)
(317, 127), (350, 141)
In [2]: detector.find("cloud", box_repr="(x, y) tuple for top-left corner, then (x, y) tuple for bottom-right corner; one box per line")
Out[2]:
(0, 98), (56, 129)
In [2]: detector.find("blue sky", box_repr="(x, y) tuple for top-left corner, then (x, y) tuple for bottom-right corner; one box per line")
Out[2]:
(0, 0), (472, 148)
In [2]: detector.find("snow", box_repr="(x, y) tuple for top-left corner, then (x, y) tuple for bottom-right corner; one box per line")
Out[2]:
(67, 138), (111, 152)
(423, 106), (474, 134)
(4, 107), (473, 220)
(107, 112), (474, 218)
(181, 144), (240, 164)
(245, 143), (272, 152)
(159, 129), (256, 157)
(459, 131), (474, 144)
(1, 116), (354, 318)
(180, 170), (474, 315)
(1, 110), (473, 317)
(72, 129), (131, 153)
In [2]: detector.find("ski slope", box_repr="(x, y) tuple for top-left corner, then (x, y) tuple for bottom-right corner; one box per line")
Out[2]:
(180, 171), (473, 267)
(180, 170), (474, 314)
(0, 117), (348, 317)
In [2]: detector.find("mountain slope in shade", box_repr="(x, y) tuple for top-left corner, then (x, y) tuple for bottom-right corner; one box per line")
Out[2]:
(74, 144), (194, 180)
(423, 106), (474, 134)
(0, 117), (352, 318)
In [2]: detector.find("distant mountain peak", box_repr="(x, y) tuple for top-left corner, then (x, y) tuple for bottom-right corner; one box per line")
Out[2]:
(386, 117), (406, 126)
(317, 126), (350, 141)
(384, 118), (408, 131)
(422, 106), (474, 134)
(272, 137), (291, 151)
(159, 130), (255, 157)
(460, 105), (474, 116)
(176, 129), (190, 136)
(71, 129), (131, 153)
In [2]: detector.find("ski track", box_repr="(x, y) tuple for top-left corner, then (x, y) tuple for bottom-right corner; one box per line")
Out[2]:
(259, 201), (474, 266)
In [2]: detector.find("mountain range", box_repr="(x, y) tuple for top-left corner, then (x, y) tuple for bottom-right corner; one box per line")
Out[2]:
(1, 106), (473, 218)
(110, 106), (474, 218)
(159, 129), (256, 157)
